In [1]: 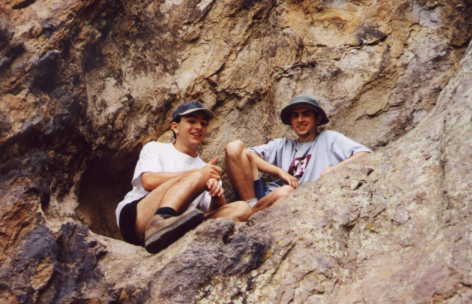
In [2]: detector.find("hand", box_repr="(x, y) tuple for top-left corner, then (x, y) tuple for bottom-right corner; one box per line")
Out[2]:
(201, 157), (223, 181)
(278, 169), (299, 188)
(206, 178), (224, 198)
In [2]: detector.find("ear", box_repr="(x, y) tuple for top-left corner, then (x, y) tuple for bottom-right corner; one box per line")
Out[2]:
(170, 121), (179, 135)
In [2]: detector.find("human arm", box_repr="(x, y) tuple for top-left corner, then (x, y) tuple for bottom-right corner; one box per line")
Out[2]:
(141, 171), (196, 191)
(320, 151), (370, 176)
(317, 131), (372, 177)
(249, 151), (299, 188)
(141, 157), (222, 191)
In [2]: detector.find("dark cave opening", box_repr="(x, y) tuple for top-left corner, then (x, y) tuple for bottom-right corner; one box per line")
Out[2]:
(77, 148), (140, 239)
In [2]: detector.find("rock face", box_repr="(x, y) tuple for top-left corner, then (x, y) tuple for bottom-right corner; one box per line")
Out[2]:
(0, 0), (471, 303)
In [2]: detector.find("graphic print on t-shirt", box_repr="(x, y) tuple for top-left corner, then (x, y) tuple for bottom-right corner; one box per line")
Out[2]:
(288, 154), (312, 179)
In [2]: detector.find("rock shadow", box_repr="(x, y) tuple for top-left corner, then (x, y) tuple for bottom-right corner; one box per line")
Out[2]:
(76, 148), (139, 239)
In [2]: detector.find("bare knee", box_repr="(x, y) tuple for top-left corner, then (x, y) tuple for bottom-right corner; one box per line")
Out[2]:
(225, 140), (246, 158)
(231, 201), (253, 221)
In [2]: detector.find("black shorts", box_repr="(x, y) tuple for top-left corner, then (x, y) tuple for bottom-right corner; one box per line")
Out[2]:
(118, 198), (144, 246)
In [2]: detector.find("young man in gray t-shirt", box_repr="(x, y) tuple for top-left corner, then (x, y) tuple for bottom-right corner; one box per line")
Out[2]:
(225, 95), (372, 214)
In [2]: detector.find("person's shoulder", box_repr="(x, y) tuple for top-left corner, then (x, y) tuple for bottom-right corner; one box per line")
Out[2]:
(318, 130), (345, 140)
(142, 141), (158, 148)
(142, 141), (171, 151)
(269, 137), (288, 144)
(251, 137), (284, 147)
(320, 130), (343, 137)
(268, 137), (293, 148)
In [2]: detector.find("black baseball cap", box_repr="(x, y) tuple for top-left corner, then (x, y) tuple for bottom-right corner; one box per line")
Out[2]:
(280, 95), (329, 125)
(172, 101), (214, 122)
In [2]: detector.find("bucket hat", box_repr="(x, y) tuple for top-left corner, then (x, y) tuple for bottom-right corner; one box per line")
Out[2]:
(280, 95), (329, 125)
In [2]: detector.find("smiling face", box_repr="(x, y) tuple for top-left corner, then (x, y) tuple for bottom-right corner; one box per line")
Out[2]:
(289, 105), (318, 142)
(171, 112), (209, 154)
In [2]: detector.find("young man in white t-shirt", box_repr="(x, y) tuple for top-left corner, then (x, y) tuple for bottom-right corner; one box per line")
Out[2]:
(225, 95), (372, 214)
(116, 101), (251, 253)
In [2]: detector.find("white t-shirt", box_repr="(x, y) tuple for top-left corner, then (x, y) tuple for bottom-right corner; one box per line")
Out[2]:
(115, 142), (212, 227)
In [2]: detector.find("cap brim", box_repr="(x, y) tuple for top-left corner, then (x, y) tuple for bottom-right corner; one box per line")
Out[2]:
(176, 108), (214, 120)
(280, 102), (329, 125)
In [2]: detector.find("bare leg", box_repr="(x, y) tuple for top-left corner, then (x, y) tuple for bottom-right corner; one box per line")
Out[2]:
(136, 171), (207, 237)
(136, 176), (182, 236)
(252, 185), (295, 214)
(208, 201), (253, 221)
(159, 170), (208, 213)
(225, 140), (259, 200)
(209, 186), (295, 223)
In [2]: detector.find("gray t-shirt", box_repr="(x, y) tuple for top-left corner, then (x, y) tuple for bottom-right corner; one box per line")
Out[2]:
(249, 130), (371, 190)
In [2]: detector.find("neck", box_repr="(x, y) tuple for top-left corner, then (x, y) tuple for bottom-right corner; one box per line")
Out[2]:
(297, 135), (315, 143)
(297, 128), (318, 143)
(173, 140), (199, 157)
(297, 130), (318, 143)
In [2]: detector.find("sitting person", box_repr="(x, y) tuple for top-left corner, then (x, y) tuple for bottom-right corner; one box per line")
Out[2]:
(115, 101), (251, 254)
(225, 95), (372, 214)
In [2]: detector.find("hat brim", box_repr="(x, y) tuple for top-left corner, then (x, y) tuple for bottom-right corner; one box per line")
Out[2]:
(280, 102), (329, 125)
(174, 108), (214, 121)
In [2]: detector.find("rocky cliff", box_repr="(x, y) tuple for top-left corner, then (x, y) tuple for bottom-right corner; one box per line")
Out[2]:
(0, 0), (471, 303)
